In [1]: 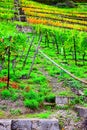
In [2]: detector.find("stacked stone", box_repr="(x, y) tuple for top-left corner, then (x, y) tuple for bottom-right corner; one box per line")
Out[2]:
(0, 119), (60, 130)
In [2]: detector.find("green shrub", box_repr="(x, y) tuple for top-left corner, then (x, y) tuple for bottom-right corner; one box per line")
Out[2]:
(39, 87), (50, 95)
(20, 85), (25, 89)
(37, 97), (44, 104)
(1, 89), (11, 99)
(23, 90), (38, 100)
(0, 83), (6, 89)
(45, 94), (55, 103)
(24, 99), (39, 109)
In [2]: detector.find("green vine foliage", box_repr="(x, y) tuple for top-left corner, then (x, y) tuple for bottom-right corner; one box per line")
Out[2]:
(0, 21), (27, 58)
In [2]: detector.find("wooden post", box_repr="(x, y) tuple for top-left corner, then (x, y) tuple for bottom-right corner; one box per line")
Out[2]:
(7, 46), (10, 89)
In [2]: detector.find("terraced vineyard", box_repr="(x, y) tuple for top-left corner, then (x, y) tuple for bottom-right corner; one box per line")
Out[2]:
(0, 0), (14, 20)
(21, 0), (87, 31)
(0, 0), (87, 129)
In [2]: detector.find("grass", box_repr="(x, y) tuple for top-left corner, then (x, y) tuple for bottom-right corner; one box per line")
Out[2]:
(19, 111), (51, 119)
(57, 90), (75, 97)
(0, 110), (6, 118)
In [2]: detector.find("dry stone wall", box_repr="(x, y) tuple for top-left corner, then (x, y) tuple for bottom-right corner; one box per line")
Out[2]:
(0, 119), (60, 130)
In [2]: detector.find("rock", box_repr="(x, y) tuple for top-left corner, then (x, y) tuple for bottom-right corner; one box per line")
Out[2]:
(16, 25), (32, 33)
(11, 119), (60, 130)
(75, 105), (87, 118)
(31, 119), (59, 130)
(0, 120), (11, 130)
(82, 117), (87, 129)
(56, 97), (68, 105)
(56, 96), (75, 105)
(11, 120), (32, 130)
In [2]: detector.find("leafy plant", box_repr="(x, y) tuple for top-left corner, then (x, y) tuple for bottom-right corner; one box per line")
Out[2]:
(70, 96), (84, 105)
(0, 83), (6, 89)
(10, 109), (21, 115)
(67, 80), (82, 90)
(38, 93), (45, 101)
(23, 90), (38, 100)
(24, 99), (39, 109)
(45, 93), (55, 103)
(1, 89), (11, 99)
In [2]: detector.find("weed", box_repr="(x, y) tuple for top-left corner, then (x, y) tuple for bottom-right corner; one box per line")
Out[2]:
(0, 110), (5, 118)
(11, 93), (19, 101)
(56, 105), (69, 110)
(57, 90), (75, 97)
(0, 83), (6, 89)
(33, 76), (46, 84)
(10, 109), (21, 115)
(1, 89), (11, 99)
(70, 96), (84, 105)
(20, 111), (51, 118)
(24, 99), (39, 109)
(37, 111), (51, 118)
(66, 79), (82, 90)
(45, 93), (55, 103)
(23, 90), (38, 100)
(37, 96), (44, 104)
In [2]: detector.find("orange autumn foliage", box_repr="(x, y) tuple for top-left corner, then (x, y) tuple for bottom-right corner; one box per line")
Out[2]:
(27, 17), (87, 32)
(25, 86), (31, 92)
(0, 77), (19, 89)
(0, 77), (8, 82)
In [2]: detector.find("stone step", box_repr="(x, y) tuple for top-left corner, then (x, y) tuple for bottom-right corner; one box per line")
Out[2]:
(0, 119), (60, 130)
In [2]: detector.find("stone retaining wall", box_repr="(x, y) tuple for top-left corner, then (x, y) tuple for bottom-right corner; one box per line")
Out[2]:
(75, 105), (87, 118)
(0, 119), (60, 130)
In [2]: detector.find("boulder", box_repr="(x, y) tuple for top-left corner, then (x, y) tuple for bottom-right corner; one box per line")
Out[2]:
(75, 105), (87, 118)
(0, 120), (11, 130)
(11, 119), (60, 130)
(56, 96), (68, 105)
